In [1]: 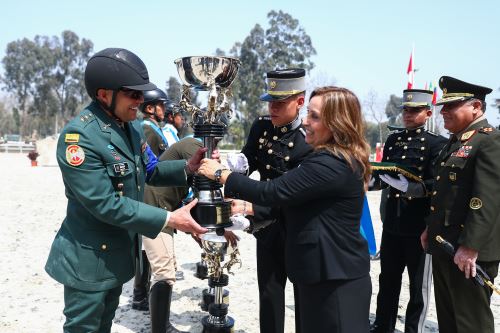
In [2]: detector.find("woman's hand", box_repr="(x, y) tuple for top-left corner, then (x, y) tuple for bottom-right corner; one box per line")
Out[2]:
(231, 199), (253, 216)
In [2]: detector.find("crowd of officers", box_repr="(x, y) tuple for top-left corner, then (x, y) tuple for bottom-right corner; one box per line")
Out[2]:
(44, 47), (499, 333)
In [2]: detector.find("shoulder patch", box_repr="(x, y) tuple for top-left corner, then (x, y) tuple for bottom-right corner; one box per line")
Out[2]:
(66, 145), (85, 166)
(65, 133), (80, 143)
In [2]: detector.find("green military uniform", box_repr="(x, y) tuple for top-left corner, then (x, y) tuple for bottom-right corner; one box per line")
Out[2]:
(45, 101), (188, 332)
(427, 76), (500, 333)
(145, 137), (202, 209)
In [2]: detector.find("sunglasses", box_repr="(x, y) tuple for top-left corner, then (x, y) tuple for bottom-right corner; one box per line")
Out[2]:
(120, 88), (143, 100)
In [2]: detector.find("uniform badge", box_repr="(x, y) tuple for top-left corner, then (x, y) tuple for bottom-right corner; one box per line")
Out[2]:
(469, 197), (482, 210)
(65, 133), (80, 143)
(449, 172), (456, 181)
(269, 81), (277, 89)
(451, 145), (472, 158)
(113, 162), (130, 175)
(406, 94), (413, 101)
(66, 145), (85, 166)
(461, 130), (476, 141)
(107, 145), (121, 161)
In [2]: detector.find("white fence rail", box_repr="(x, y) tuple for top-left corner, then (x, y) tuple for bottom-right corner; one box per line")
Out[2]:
(0, 143), (36, 153)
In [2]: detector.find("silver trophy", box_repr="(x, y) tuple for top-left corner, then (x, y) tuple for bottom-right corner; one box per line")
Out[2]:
(175, 56), (241, 231)
(175, 56), (241, 333)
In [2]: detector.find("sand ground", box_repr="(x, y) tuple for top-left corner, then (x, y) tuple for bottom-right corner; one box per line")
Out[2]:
(0, 152), (498, 332)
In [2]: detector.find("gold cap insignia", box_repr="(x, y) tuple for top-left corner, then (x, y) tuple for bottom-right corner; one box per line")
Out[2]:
(470, 197), (482, 209)
(443, 88), (447, 94)
(406, 94), (413, 101)
(269, 81), (277, 89)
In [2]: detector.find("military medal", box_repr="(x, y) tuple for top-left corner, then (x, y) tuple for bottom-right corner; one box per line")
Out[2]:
(65, 145), (85, 166)
(452, 146), (472, 158)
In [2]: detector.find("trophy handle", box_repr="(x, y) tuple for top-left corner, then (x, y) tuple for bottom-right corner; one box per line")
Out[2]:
(179, 84), (203, 126)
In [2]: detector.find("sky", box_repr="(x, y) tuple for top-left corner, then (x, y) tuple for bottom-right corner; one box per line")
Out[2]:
(1, 0), (499, 124)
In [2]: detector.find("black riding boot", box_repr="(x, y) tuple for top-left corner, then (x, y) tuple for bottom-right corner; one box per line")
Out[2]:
(149, 281), (187, 333)
(132, 250), (150, 311)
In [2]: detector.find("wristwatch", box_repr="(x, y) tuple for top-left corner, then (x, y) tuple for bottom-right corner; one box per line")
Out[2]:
(214, 168), (229, 182)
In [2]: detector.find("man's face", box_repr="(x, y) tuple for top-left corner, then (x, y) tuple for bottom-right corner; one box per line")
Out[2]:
(402, 106), (431, 129)
(267, 94), (304, 126)
(154, 103), (166, 122)
(100, 88), (144, 122)
(440, 100), (478, 134)
(172, 113), (185, 130)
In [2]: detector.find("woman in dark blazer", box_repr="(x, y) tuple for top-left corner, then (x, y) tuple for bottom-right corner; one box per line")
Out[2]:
(199, 86), (372, 332)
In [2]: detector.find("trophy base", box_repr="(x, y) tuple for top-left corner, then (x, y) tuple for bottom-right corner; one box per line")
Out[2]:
(201, 288), (229, 311)
(201, 316), (235, 333)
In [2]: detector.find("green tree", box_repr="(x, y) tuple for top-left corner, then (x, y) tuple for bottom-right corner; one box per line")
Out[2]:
(1, 30), (93, 137)
(0, 101), (18, 136)
(226, 10), (316, 146)
(385, 94), (403, 125)
(166, 76), (182, 103)
(1, 38), (40, 136)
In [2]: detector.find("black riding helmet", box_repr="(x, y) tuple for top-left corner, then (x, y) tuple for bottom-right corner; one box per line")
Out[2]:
(165, 101), (181, 115)
(140, 88), (169, 112)
(84, 48), (156, 114)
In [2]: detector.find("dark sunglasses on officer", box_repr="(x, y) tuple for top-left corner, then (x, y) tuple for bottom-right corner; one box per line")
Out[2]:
(120, 88), (143, 100)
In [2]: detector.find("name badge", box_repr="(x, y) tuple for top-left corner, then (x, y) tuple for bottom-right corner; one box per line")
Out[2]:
(113, 162), (130, 175)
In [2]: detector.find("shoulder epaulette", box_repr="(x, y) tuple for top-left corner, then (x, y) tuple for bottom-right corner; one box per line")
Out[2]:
(78, 111), (96, 128)
(479, 127), (494, 134)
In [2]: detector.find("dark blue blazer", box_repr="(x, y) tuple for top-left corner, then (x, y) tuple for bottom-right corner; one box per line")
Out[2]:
(225, 149), (370, 284)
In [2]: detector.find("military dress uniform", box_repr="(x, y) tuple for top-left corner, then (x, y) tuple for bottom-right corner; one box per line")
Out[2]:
(427, 76), (500, 333)
(45, 101), (188, 332)
(143, 119), (168, 156)
(372, 90), (448, 333)
(241, 114), (312, 333)
(131, 118), (170, 311)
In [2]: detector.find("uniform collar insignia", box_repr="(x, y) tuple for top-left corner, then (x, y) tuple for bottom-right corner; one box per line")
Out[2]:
(275, 115), (301, 134)
(461, 130), (476, 141)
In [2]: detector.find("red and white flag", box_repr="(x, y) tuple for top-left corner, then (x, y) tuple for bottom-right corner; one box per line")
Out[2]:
(407, 49), (414, 89)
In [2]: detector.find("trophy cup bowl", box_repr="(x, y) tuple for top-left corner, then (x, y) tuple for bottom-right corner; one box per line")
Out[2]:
(174, 56), (240, 90)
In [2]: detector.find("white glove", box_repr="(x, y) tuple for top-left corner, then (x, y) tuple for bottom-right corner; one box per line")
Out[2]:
(380, 174), (409, 193)
(226, 153), (249, 174)
(226, 214), (250, 231)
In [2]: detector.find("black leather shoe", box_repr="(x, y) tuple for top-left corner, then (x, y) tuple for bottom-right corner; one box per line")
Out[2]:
(369, 323), (394, 333)
(132, 297), (149, 311)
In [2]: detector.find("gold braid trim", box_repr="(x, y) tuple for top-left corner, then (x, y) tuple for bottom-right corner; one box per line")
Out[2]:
(371, 165), (423, 183)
